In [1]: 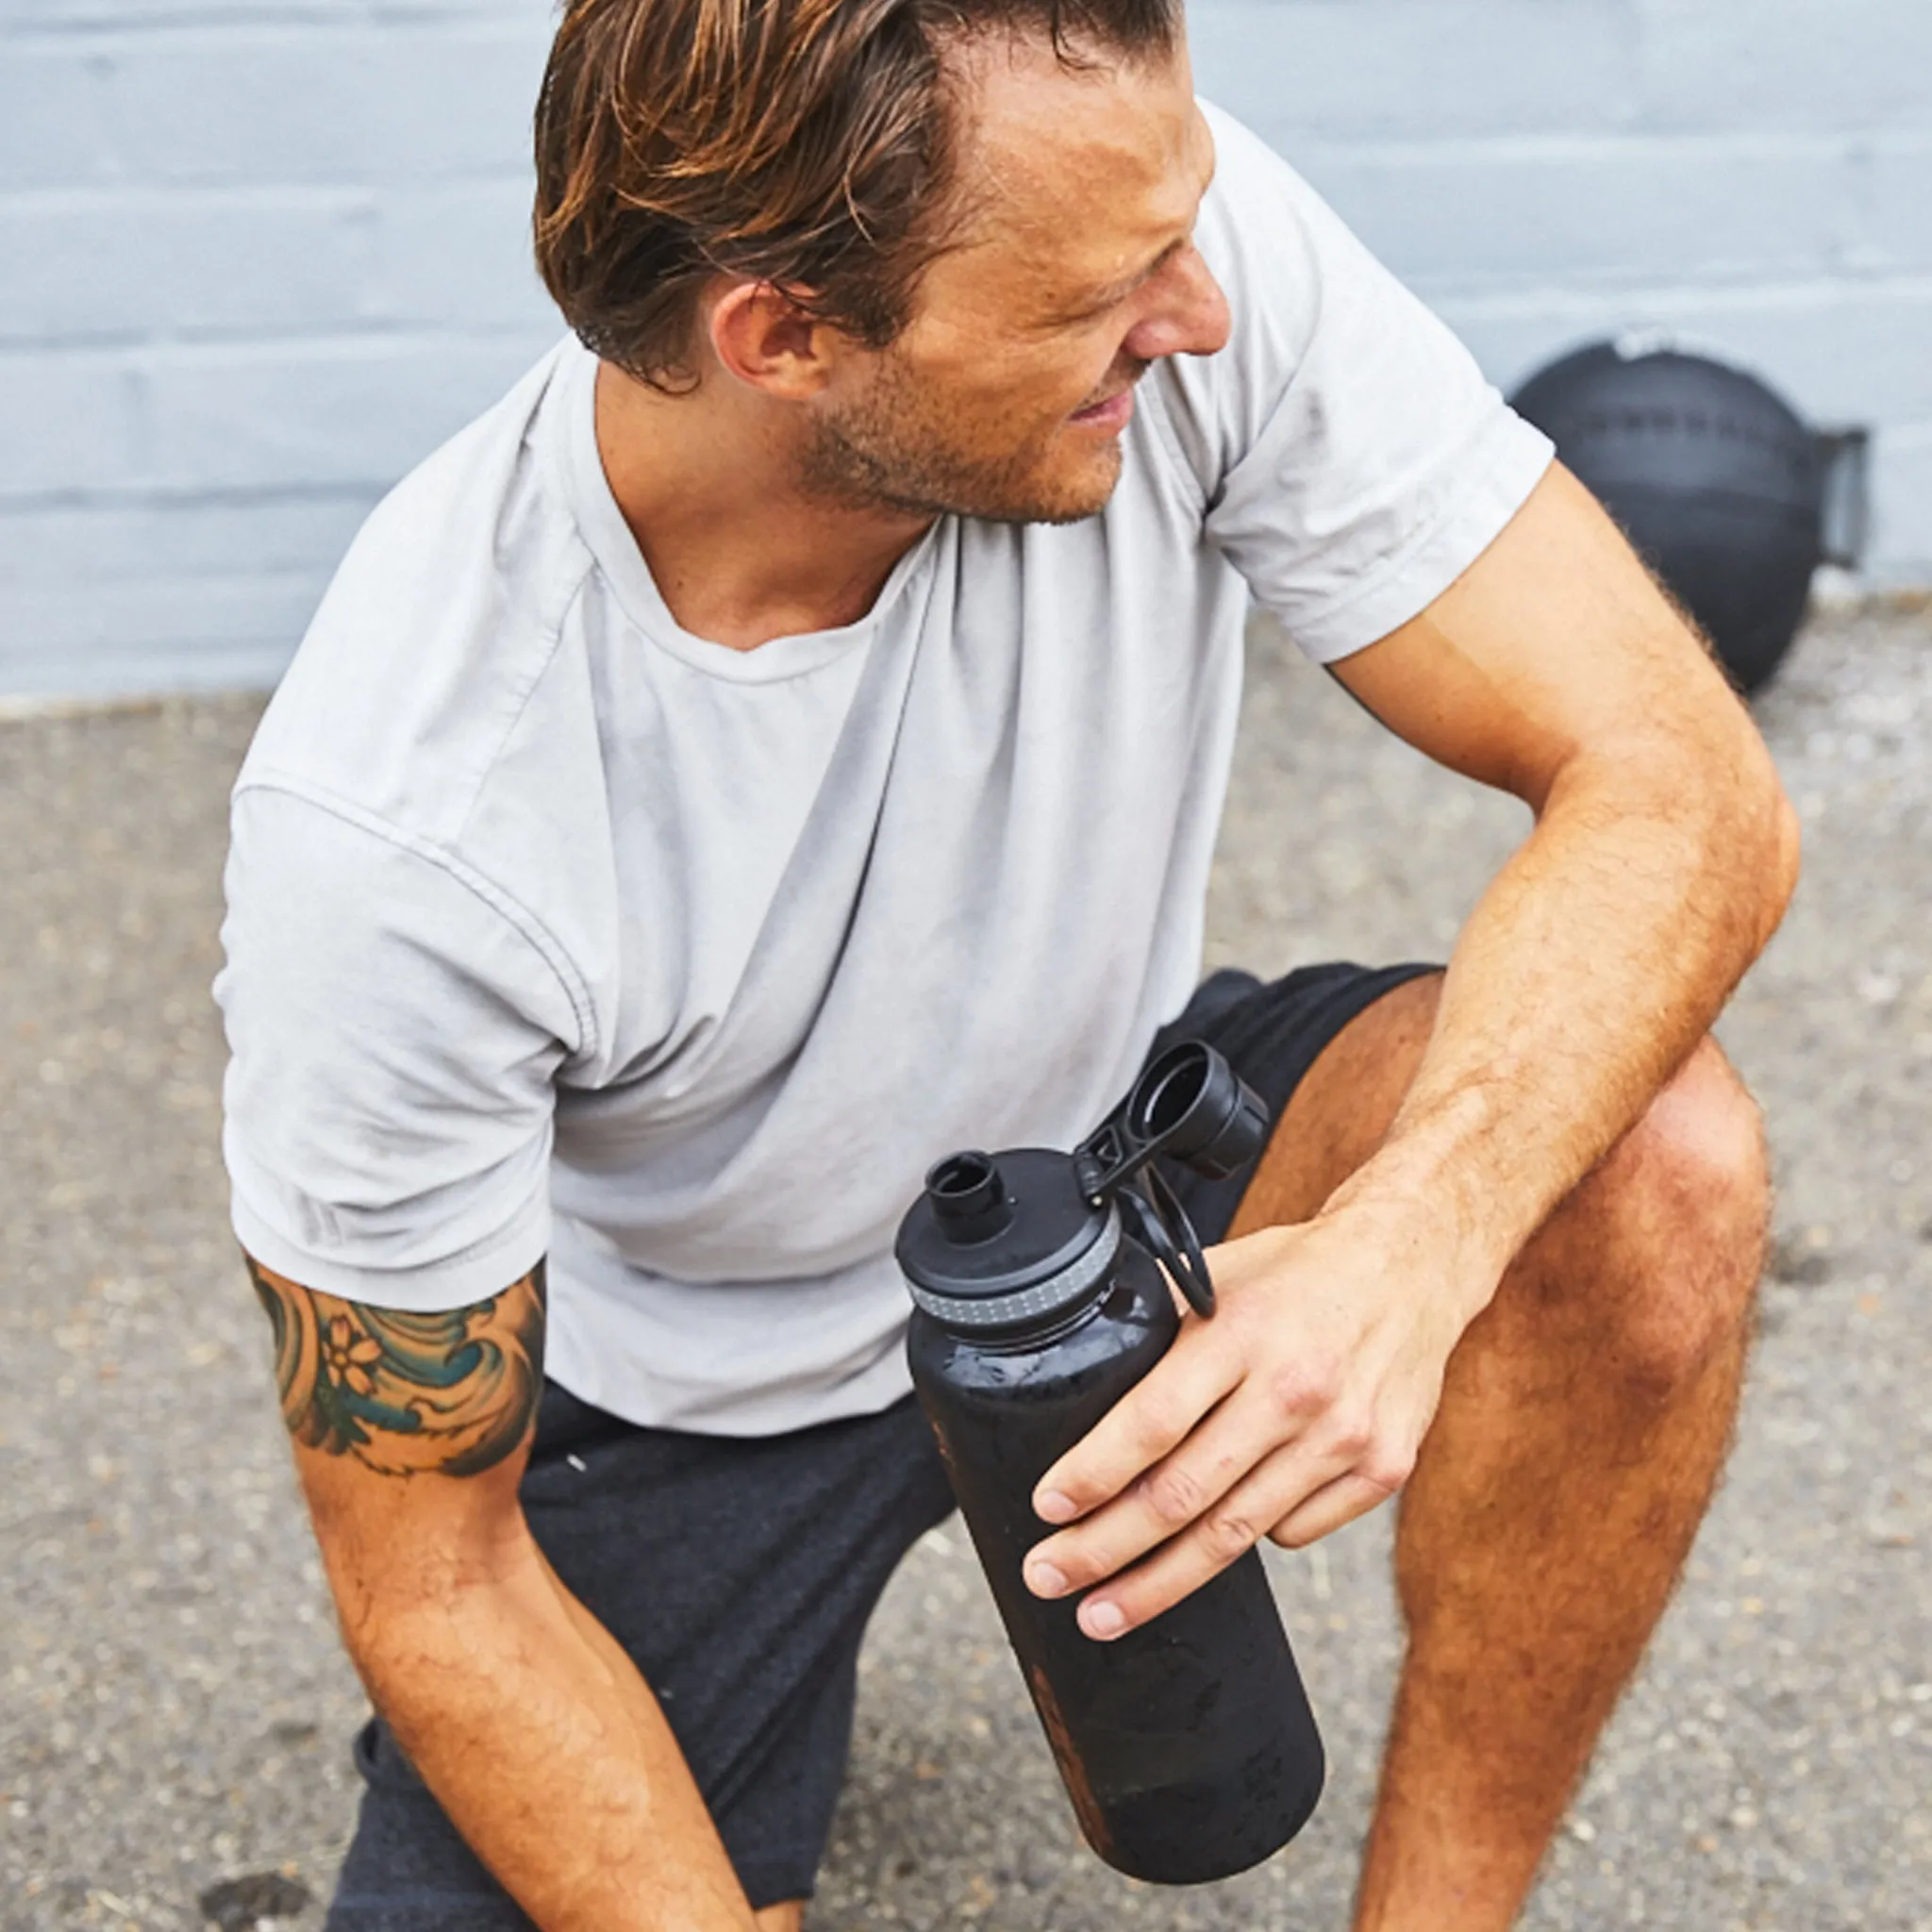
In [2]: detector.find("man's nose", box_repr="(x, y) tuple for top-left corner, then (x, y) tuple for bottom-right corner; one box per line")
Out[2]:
(1124, 246), (1232, 363)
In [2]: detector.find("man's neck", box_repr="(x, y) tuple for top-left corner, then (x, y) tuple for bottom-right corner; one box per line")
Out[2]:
(594, 360), (932, 652)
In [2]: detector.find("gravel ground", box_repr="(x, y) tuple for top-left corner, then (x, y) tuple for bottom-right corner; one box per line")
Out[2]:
(2, 601), (1927, 1930)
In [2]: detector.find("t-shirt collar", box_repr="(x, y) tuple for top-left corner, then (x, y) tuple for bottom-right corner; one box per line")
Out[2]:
(547, 335), (941, 685)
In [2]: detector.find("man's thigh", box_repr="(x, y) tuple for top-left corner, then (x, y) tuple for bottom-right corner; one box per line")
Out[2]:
(1221, 966), (1765, 1333)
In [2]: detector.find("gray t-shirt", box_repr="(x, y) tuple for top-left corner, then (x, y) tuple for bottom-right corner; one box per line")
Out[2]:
(217, 105), (1552, 1436)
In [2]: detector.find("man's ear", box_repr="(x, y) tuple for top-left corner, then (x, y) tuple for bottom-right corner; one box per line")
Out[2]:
(708, 281), (840, 399)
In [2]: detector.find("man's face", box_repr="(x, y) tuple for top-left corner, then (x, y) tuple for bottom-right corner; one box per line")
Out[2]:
(800, 31), (1229, 525)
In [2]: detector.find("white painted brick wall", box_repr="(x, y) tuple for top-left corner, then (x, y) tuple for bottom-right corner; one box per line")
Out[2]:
(1197, 0), (1932, 595)
(2, 0), (1927, 698)
(0, 2), (560, 697)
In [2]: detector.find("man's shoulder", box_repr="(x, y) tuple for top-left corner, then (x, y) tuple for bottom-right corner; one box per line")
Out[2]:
(241, 339), (600, 850)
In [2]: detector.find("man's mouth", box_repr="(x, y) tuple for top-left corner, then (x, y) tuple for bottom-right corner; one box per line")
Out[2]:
(1069, 387), (1137, 430)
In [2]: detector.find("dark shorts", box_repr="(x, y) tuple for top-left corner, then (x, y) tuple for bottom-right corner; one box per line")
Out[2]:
(325, 958), (1437, 1926)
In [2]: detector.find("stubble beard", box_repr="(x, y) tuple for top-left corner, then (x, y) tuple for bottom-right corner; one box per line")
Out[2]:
(797, 353), (1128, 527)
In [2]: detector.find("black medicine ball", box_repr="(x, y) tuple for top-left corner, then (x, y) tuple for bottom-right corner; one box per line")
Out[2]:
(1509, 341), (1825, 694)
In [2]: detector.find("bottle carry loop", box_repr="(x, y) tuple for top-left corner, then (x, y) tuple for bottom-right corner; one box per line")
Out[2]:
(1116, 1163), (1215, 1319)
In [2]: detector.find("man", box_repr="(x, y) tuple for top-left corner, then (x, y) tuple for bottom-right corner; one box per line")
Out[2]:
(215, 0), (1797, 1924)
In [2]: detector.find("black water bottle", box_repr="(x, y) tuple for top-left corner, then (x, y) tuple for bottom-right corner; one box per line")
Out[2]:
(895, 1043), (1325, 1884)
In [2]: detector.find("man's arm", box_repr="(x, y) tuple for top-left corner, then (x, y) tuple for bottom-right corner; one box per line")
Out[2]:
(1019, 461), (1800, 1630)
(245, 1255), (764, 1931)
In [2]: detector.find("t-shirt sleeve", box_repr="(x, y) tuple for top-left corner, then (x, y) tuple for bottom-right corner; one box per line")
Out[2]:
(1153, 104), (1555, 664)
(216, 784), (582, 1308)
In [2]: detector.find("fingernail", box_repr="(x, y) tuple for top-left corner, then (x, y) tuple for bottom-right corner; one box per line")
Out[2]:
(1081, 1600), (1126, 1640)
(1026, 1558), (1070, 1598)
(1036, 1489), (1077, 1524)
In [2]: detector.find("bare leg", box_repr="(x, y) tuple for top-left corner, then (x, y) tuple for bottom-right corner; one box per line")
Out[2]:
(756, 1903), (804, 1931)
(1227, 974), (1767, 1931)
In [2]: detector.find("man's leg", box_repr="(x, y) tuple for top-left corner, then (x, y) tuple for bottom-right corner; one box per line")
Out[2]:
(756, 1907), (803, 1930)
(1225, 974), (1767, 1932)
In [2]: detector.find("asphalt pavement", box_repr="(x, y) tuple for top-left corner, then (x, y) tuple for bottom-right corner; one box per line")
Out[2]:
(3, 599), (1927, 1930)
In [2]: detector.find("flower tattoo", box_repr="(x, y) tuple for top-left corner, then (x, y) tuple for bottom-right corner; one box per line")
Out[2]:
(323, 1316), (384, 1397)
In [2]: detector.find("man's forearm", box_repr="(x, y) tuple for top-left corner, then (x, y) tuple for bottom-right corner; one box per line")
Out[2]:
(339, 1533), (758, 1932)
(1332, 735), (1797, 1303)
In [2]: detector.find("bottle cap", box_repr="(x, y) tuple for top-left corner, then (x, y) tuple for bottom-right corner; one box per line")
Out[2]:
(895, 1148), (1120, 1333)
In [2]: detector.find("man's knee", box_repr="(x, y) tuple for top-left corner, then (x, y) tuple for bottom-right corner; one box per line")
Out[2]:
(1569, 1037), (1769, 1398)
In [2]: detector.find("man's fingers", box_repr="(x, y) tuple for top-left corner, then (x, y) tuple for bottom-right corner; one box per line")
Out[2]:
(1024, 1387), (1273, 1599)
(1063, 1440), (1354, 1639)
(1266, 1468), (1406, 1551)
(1030, 1327), (1242, 1528)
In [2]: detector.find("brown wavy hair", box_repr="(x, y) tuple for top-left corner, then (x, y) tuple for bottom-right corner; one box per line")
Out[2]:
(533, 0), (1180, 390)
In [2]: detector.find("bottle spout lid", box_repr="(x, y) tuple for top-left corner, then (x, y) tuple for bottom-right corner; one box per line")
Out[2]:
(925, 1151), (1015, 1245)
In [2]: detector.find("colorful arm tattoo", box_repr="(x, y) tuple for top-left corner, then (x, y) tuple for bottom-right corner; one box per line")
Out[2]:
(244, 1255), (546, 1478)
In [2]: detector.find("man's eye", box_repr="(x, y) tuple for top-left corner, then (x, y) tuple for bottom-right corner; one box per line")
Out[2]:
(1067, 294), (1125, 325)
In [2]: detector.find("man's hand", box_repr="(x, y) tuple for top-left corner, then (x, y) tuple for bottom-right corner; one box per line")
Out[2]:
(1022, 1204), (1481, 1639)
